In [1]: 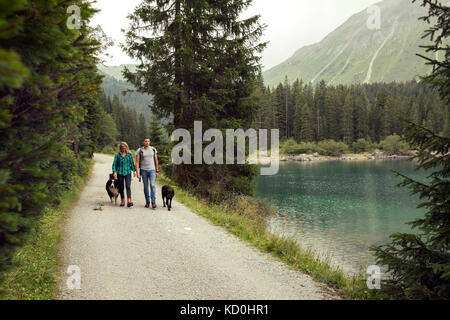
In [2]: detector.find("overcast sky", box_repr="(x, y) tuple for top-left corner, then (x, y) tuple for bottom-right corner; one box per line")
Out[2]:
(91, 0), (381, 71)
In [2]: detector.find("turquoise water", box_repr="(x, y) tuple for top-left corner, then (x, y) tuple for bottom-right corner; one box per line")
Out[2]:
(256, 160), (429, 274)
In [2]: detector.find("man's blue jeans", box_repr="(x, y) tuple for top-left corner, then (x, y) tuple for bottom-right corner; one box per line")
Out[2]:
(141, 169), (156, 204)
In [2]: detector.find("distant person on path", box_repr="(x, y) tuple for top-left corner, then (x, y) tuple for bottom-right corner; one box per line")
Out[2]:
(136, 137), (159, 209)
(112, 142), (136, 207)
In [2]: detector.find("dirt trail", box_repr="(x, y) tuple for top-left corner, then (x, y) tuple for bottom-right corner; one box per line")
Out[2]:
(58, 153), (338, 300)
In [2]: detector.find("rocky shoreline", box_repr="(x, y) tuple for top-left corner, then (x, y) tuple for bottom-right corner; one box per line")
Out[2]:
(280, 151), (413, 162)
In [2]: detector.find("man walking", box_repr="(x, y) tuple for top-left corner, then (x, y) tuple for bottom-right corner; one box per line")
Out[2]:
(136, 137), (159, 209)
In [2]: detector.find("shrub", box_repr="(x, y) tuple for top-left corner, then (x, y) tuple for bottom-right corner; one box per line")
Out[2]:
(352, 138), (375, 153)
(281, 139), (319, 155)
(317, 140), (349, 156)
(280, 138), (302, 155)
(380, 135), (410, 155)
(297, 142), (317, 154)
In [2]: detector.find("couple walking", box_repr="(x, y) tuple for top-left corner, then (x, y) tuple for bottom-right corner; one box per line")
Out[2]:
(112, 137), (159, 208)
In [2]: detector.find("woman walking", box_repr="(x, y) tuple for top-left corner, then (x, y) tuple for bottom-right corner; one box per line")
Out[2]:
(112, 142), (136, 207)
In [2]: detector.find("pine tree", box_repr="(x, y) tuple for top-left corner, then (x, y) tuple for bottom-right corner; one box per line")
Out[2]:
(97, 112), (119, 150)
(292, 80), (305, 143)
(283, 76), (293, 138)
(123, 0), (266, 200)
(323, 85), (337, 140)
(138, 114), (148, 144)
(372, 87), (388, 142)
(342, 92), (354, 145)
(314, 80), (327, 141)
(353, 90), (369, 141)
(300, 103), (315, 142)
(148, 114), (169, 172)
(0, 0), (104, 267)
(274, 83), (286, 138)
(371, 0), (450, 299)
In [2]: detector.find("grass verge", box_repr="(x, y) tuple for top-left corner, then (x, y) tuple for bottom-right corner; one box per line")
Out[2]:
(0, 160), (94, 300)
(158, 173), (374, 300)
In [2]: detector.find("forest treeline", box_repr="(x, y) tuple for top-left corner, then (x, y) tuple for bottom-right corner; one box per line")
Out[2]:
(254, 78), (449, 145)
(97, 92), (169, 167)
(101, 75), (154, 120)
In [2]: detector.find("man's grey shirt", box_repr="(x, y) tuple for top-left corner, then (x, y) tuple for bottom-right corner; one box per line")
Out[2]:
(136, 146), (157, 170)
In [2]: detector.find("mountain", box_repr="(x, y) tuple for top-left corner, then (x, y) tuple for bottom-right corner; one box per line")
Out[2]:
(98, 64), (138, 81)
(262, 0), (436, 87)
(98, 64), (154, 120)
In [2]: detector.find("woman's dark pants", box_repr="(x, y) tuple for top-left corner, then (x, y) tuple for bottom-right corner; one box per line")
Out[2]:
(117, 174), (132, 199)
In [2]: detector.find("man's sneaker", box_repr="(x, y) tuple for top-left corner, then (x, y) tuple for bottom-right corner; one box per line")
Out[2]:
(145, 203), (150, 208)
(152, 203), (157, 209)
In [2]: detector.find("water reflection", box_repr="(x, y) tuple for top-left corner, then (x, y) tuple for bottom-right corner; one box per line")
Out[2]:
(256, 160), (428, 274)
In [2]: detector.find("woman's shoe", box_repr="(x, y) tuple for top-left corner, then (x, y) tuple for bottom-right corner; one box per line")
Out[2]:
(120, 199), (125, 207)
(127, 198), (133, 207)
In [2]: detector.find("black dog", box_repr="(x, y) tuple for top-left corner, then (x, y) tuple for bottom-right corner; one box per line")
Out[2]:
(106, 173), (119, 205)
(162, 185), (175, 211)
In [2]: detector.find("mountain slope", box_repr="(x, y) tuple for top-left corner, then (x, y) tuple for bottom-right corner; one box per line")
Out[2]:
(98, 64), (137, 81)
(98, 65), (154, 120)
(263, 0), (435, 87)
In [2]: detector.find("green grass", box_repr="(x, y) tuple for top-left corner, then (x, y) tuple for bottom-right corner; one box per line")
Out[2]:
(158, 174), (374, 299)
(0, 160), (94, 300)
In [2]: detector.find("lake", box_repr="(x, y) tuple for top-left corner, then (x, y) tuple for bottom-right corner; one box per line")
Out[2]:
(256, 159), (429, 274)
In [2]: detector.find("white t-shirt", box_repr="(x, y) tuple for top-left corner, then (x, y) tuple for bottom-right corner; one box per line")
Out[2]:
(136, 146), (157, 170)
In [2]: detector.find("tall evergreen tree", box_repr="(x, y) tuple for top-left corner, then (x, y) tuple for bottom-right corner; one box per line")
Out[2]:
(292, 79), (305, 143)
(137, 113), (148, 144)
(342, 92), (354, 145)
(372, 87), (389, 142)
(148, 114), (169, 172)
(314, 80), (327, 141)
(372, 0), (450, 299)
(274, 83), (286, 138)
(283, 76), (293, 138)
(353, 90), (369, 141)
(97, 112), (119, 150)
(123, 0), (266, 200)
(300, 103), (314, 142)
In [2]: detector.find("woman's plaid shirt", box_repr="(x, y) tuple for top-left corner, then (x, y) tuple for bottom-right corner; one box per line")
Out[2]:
(112, 152), (136, 176)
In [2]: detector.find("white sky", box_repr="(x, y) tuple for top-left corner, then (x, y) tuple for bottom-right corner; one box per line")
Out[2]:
(91, 0), (381, 71)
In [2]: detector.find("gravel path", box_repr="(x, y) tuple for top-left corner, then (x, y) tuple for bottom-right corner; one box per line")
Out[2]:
(58, 153), (338, 300)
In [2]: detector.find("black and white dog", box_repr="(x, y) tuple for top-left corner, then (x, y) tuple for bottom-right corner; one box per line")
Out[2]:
(106, 173), (119, 205)
(162, 185), (175, 211)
